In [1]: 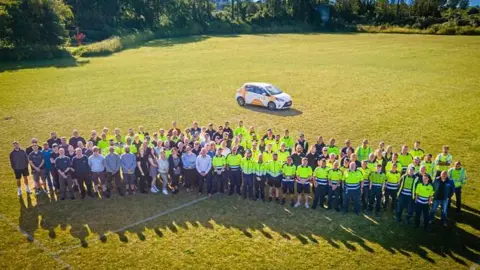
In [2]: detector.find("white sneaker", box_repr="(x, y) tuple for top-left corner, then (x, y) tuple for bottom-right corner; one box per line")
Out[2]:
(17, 188), (22, 196)
(305, 203), (310, 209)
(26, 186), (31, 194)
(294, 202), (301, 208)
(162, 189), (168, 195)
(150, 187), (158, 194)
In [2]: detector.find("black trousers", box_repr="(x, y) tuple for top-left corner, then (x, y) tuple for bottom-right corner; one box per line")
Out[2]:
(384, 188), (397, 211)
(77, 173), (92, 198)
(212, 171), (227, 194)
(415, 203), (430, 228)
(254, 175), (266, 200)
(138, 174), (150, 193)
(312, 184), (328, 209)
(106, 171), (123, 194)
(449, 187), (462, 213)
(368, 187), (382, 213)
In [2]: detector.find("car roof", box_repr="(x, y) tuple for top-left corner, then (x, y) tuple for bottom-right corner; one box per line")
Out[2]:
(244, 82), (272, 88)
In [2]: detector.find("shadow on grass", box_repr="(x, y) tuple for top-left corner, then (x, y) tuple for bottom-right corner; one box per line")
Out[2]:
(18, 191), (480, 266)
(0, 56), (90, 73)
(242, 105), (303, 117)
(142, 34), (240, 48)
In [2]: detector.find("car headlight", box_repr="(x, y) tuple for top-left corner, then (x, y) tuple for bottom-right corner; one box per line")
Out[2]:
(275, 97), (285, 102)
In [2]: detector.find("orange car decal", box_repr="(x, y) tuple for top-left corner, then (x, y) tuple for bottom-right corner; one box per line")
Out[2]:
(268, 96), (276, 102)
(239, 87), (247, 99)
(251, 99), (264, 106)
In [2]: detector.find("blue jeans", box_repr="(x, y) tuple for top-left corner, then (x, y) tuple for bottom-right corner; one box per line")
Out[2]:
(430, 199), (449, 224)
(396, 194), (414, 222)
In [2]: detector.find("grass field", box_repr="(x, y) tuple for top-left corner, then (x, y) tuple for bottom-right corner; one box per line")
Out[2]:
(0, 33), (479, 269)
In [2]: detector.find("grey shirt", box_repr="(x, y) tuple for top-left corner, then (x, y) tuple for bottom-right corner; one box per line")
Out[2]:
(10, 149), (28, 170)
(105, 153), (121, 173)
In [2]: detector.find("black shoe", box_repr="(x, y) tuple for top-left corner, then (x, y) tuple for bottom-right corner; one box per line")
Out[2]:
(228, 192), (233, 196)
(243, 196), (247, 199)
(268, 197), (272, 202)
(280, 198), (286, 205)
(253, 198), (258, 201)
(70, 196), (75, 200)
(290, 200), (295, 207)
(60, 197), (65, 200)
(275, 197), (279, 203)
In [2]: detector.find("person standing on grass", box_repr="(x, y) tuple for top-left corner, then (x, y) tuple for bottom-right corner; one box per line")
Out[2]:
(312, 159), (330, 210)
(55, 148), (74, 200)
(398, 145), (414, 174)
(435, 145), (453, 177)
(342, 162), (363, 215)
(47, 131), (61, 148)
(88, 147), (105, 195)
(384, 163), (401, 212)
(121, 146), (137, 195)
(88, 130), (101, 146)
(226, 146), (242, 196)
(49, 144), (60, 192)
(409, 141), (425, 161)
(196, 148), (212, 195)
(182, 146), (197, 192)
(136, 146), (150, 194)
(267, 153), (283, 203)
(71, 148), (93, 199)
(157, 150), (170, 195)
(212, 148), (227, 195)
(356, 139), (372, 162)
(396, 166), (416, 224)
(148, 150), (159, 194)
(10, 141), (31, 196)
(241, 150), (256, 200)
(168, 121), (182, 137)
(341, 139), (354, 159)
(41, 142), (54, 194)
(26, 138), (39, 155)
(168, 148), (183, 194)
(295, 157), (313, 208)
(430, 171), (455, 226)
(254, 153), (267, 201)
(326, 138), (340, 157)
(368, 163), (386, 217)
(421, 154), (435, 178)
(414, 174), (434, 231)
(314, 136), (326, 156)
(104, 146), (123, 197)
(448, 161), (467, 214)
(280, 156), (296, 206)
(359, 160), (372, 211)
(295, 133), (308, 155)
(327, 161), (343, 212)
(28, 143), (47, 196)
(69, 129), (86, 148)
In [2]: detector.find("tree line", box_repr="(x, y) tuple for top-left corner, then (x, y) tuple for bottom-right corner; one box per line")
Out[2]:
(0, 0), (479, 58)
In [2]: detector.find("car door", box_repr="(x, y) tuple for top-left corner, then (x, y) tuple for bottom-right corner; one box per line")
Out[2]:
(245, 85), (260, 106)
(250, 86), (267, 107)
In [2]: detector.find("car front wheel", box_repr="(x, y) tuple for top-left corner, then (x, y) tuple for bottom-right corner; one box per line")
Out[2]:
(237, 97), (246, 106)
(267, 102), (276, 111)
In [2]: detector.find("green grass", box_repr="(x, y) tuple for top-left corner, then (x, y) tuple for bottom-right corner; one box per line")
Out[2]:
(0, 33), (479, 269)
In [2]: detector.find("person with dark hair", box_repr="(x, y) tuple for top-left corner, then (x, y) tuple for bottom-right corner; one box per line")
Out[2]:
(71, 148), (93, 199)
(169, 148), (183, 194)
(10, 141), (31, 196)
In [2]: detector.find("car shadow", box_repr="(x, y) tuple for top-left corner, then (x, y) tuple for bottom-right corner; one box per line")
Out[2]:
(242, 105), (303, 117)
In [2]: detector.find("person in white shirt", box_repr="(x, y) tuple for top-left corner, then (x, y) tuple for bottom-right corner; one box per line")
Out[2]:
(196, 148), (212, 195)
(157, 151), (170, 195)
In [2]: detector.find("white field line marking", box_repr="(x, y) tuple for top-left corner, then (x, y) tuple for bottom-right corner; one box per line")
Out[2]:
(0, 213), (72, 269)
(55, 195), (209, 255)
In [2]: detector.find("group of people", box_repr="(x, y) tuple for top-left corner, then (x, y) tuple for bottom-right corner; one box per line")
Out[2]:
(9, 120), (468, 230)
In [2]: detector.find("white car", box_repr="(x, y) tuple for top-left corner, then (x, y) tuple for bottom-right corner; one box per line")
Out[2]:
(235, 82), (292, 110)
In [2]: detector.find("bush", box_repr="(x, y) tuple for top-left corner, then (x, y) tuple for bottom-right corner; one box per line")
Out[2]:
(207, 20), (232, 34)
(72, 30), (155, 57)
(0, 45), (71, 61)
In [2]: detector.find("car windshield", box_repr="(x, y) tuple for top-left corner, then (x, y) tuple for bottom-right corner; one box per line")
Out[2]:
(264, 85), (283, 95)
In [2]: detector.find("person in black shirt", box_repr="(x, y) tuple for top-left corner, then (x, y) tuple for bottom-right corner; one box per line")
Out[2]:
(306, 145), (318, 169)
(69, 129), (86, 147)
(190, 121), (201, 136)
(47, 132), (61, 148)
(55, 148), (74, 200)
(212, 126), (224, 143)
(317, 146), (329, 160)
(295, 134), (308, 155)
(136, 147), (150, 194)
(314, 136), (326, 155)
(206, 123), (216, 138)
(341, 139), (355, 159)
(430, 171), (455, 226)
(49, 144), (60, 191)
(88, 130), (101, 146)
(223, 121), (233, 139)
(291, 145), (306, 166)
(70, 148), (92, 199)
(25, 138), (39, 155)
